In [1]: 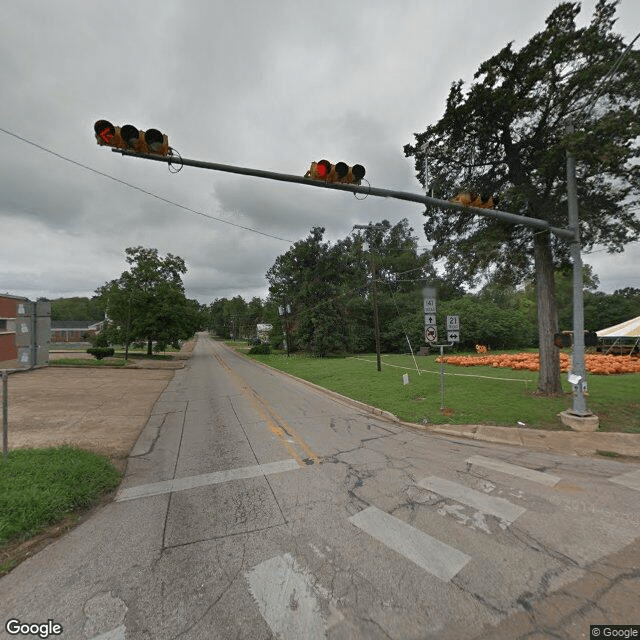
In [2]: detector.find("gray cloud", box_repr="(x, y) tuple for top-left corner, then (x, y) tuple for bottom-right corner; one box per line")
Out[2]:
(1, 0), (638, 304)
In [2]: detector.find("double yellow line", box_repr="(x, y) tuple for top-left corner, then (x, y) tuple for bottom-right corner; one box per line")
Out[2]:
(213, 351), (320, 467)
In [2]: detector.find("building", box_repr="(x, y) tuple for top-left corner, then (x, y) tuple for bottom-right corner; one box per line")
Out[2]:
(0, 294), (50, 368)
(50, 320), (105, 343)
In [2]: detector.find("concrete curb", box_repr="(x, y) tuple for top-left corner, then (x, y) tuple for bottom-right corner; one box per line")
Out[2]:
(228, 344), (640, 459)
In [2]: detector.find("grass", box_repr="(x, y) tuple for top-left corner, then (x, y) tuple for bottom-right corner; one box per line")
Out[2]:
(0, 446), (121, 573)
(243, 348), (639, 433)
(49, 357), (128, 367)
(49, 352), (175, 367)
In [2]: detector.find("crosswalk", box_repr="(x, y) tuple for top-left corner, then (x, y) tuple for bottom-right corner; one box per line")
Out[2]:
(114, 446), (639, 638)
(243, 454), (640, 638)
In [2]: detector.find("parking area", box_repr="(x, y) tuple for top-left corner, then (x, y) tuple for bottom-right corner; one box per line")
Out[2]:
(1, 366), (175, 458)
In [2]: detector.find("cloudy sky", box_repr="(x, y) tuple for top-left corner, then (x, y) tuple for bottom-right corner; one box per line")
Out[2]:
(1, 0), (639, 305)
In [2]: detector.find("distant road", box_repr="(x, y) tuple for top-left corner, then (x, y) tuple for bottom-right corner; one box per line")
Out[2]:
(2, 333), (639, 639)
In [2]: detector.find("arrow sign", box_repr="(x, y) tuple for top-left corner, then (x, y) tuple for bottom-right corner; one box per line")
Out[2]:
(424, 314), (436, 325)
(447, 331), (460, 343)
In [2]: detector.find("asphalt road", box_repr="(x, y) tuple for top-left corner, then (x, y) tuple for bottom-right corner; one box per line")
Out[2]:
(2, 334), (639, 639)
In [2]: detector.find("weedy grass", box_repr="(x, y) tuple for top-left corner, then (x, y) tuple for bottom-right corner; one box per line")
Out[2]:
(0, 446), (121, 546)
(245, 350), (639, 433)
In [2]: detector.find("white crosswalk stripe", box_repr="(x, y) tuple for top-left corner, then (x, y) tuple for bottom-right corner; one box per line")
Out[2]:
(609, 468), (640, 491)
(466, 455), (561, 486)
(348, 505), (471, 581)
(417, 476), (526, 524)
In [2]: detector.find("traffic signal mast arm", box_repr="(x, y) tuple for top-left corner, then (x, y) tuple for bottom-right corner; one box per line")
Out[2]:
(111, 147), (574, 240)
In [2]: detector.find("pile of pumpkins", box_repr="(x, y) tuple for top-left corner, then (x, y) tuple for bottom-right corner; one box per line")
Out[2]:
(436, 352), (640, 375)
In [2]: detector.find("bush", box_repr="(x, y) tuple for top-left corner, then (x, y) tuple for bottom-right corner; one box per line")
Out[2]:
(87, 347), (115, 360)
(90, 332), (110, 348)
(248, 343), (271, 355)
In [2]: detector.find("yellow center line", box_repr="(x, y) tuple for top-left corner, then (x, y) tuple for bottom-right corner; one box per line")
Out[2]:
(212, 350), (319, 467)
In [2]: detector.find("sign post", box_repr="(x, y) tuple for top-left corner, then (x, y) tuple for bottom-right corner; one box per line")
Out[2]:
(423, 291), (463, 411)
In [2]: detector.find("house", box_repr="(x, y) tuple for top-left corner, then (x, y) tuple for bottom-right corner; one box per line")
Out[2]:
(50, 320), (105, 343)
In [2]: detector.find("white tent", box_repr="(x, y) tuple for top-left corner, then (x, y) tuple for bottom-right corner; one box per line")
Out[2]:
(596, 316), (640, 354)
(597, 316), (640, 338)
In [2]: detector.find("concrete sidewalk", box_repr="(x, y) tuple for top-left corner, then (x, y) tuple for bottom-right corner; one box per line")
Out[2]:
(419, 423), (640, 458)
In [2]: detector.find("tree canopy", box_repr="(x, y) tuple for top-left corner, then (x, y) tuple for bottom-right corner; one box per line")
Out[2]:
(404, 0), (640, 393)
(95, 247), (202, 355)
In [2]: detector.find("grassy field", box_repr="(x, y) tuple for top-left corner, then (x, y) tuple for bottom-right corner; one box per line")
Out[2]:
(236, 345), (639, 433)
(0, 446), (121, 574)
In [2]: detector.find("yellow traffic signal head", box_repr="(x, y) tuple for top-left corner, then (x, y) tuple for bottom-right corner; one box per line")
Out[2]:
(305, 160), (366, 185)
(451, 191), (495, 209)
(93, 120), (170, 156)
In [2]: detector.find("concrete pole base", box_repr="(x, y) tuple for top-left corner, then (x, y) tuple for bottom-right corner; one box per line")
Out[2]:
(560, 410), (599, 432)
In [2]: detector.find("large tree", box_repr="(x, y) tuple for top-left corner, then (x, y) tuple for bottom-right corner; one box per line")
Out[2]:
(96, 247), (200, 355)
(266, 221), (433, 355)
(404, 0), (640, 393)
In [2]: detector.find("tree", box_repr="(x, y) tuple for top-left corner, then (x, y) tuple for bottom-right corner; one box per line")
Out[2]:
(51, 297), (105, 322)
(266, 221), (433, 356)
(96, 247), (199, 355)
(404, 0), (640, 393)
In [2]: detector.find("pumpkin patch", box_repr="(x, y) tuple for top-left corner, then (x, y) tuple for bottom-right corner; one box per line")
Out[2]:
(435, 352), (640, 375)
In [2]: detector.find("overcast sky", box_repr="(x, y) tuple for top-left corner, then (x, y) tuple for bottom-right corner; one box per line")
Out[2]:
(1, 0), (639, 305)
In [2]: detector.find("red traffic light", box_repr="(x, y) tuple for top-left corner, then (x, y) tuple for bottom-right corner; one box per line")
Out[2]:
(316, 159), (331, 178)
(94, 120), (116, 145)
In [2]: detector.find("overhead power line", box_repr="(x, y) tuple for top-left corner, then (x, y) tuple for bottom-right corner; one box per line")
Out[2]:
(0, 127), (295, 243)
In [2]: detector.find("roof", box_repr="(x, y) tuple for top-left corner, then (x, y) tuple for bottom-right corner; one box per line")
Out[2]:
(596, 316), (640, 338)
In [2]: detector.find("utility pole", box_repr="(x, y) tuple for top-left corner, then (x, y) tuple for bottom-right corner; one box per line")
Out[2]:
(566, 124), (587, 414)
(354, 224), (386, 372)
(278, 303), (291, 357)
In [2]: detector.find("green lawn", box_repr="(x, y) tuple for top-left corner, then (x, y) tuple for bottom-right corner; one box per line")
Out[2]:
(244, 349), (639, 433)
(0, 446), (121, 573)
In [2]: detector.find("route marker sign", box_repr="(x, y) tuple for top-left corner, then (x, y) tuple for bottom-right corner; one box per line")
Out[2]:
(423, 298), (437, 314)
(446, 315), (460, 331)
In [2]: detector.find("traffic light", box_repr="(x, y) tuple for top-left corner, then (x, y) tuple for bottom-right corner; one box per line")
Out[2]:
(93, 120), (170, 156)
(305, 160), (366, 185)
(450, 192), (497, 209)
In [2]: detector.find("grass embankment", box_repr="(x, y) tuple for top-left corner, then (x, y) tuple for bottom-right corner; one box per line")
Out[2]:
(0, 446), (121, 575)
(239, 347), (639, 433)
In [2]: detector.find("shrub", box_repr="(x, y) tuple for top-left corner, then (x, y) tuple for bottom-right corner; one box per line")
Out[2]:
(87, 347), (115, 360)
(248, 343), (271, 355)
(90, 332), (110, 348)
